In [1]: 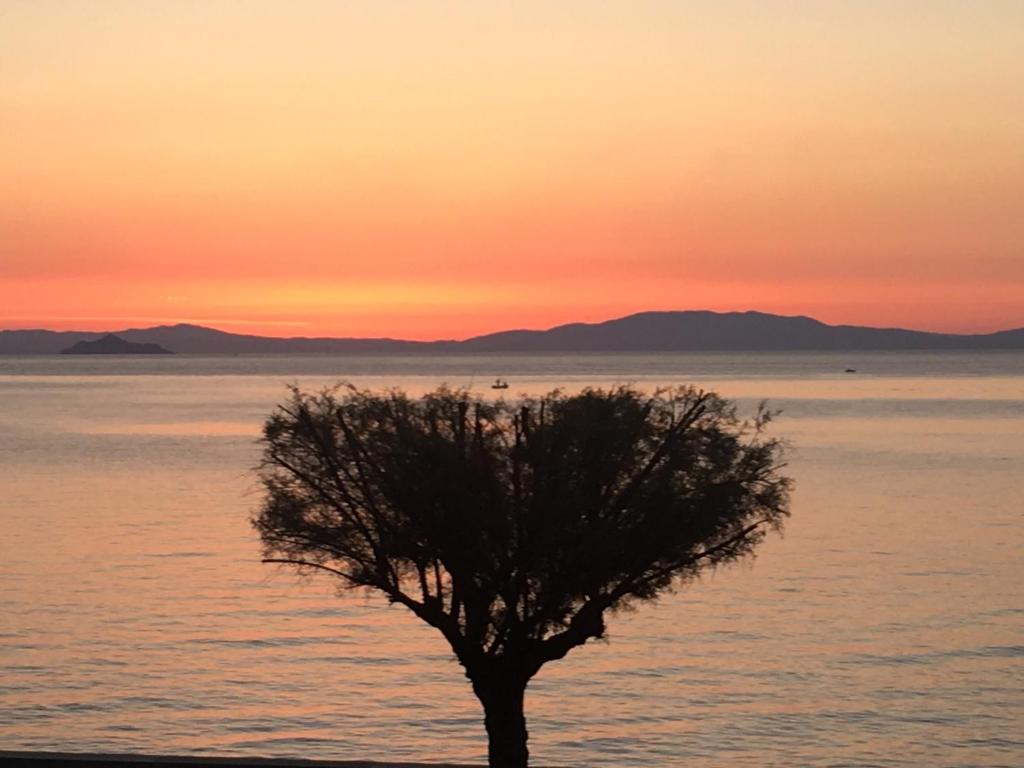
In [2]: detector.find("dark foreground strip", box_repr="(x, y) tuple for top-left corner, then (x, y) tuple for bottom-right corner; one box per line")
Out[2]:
(0, 753), (495, 768)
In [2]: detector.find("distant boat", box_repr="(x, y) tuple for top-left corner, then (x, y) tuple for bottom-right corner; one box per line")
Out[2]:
(845, 368), (857, 373)
(491, 379), (509, 390)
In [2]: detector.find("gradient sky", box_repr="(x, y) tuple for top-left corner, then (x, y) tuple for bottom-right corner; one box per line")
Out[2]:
(2, 1), (1022, 338)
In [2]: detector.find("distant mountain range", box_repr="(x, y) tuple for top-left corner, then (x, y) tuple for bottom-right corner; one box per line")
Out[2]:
(2, 311), (1023, 355)
(60, 334), (173, 355)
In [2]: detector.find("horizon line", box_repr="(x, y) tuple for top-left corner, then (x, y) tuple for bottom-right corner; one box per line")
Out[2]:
(2, 309), (1023, 343)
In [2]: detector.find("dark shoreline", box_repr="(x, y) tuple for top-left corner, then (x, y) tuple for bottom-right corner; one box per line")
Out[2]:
(0, 753), (501, 768)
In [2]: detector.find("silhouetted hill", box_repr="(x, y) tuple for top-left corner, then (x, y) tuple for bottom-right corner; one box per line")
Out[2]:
(2, 311), (1023, 354)
(980, 327), (1024, 347)
(115, 324), (442, 354)
(0, 329), (95, 355)
(457, 311), (1018, 351)
(61, 334), (173, 355)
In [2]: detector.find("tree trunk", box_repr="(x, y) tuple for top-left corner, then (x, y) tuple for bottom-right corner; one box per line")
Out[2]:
(472, 673), (530, 768)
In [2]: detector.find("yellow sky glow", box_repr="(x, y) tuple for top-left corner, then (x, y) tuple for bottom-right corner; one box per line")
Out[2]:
(2, 1), (1022, 337)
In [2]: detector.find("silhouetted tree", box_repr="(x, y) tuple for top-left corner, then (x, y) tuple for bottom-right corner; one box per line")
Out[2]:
(254, 385), (790, 768)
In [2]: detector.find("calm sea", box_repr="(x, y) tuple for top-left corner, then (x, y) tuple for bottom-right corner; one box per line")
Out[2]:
(1, 352), (1022, 767)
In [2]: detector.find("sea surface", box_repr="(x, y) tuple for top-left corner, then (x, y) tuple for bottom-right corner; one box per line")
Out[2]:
(1, 352), (1022, 767)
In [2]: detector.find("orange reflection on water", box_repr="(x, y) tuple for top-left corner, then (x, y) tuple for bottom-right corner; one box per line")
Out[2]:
(0, 359), (1021, 765)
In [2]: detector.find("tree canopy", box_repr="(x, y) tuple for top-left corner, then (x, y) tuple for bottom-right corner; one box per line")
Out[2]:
(255, 384), (791, 767)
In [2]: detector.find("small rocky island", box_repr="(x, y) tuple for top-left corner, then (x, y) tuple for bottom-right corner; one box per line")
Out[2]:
(60, 334), (173, 355)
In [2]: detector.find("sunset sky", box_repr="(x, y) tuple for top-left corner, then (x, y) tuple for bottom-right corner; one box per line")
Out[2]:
(2, 1), (1022, 338)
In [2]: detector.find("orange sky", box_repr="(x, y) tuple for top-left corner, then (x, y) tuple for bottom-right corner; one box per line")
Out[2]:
(2, 1), (1022, 339)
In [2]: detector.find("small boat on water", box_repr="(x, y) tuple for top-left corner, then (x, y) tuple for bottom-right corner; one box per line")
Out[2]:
(491, 378), (509, 390)
(845, 368), (857, 373)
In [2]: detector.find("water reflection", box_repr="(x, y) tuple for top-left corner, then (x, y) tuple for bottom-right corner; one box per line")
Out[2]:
(0, 354), (1021, 766)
